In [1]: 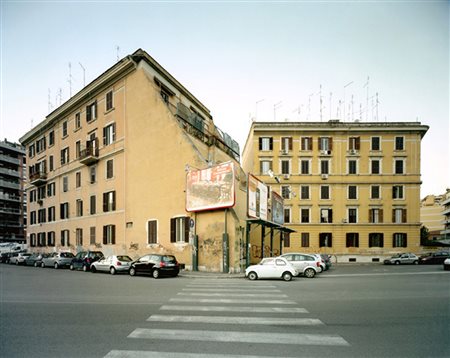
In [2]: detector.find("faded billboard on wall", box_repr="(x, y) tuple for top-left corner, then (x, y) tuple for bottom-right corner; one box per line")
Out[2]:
(248, 174), (268, 221)
(271, 191), (284, 225)
(186, 162), (235, 212)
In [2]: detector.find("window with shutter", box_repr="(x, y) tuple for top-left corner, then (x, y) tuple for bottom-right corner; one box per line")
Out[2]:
(147, 220), (157, 244)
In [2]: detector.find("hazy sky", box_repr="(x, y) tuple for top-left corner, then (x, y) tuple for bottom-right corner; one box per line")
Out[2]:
(1, 1), (448, 196)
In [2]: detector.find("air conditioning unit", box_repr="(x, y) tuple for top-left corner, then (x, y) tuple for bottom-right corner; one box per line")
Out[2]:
(283, 174), (290, 180)
(321, 174), (328, 180)
(320, 150), (328, 155)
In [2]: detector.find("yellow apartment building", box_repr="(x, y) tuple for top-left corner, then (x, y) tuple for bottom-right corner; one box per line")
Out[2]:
(420, 194), (446, 240)
(242, 120), (429, 263)
(20, 49), (248, 273)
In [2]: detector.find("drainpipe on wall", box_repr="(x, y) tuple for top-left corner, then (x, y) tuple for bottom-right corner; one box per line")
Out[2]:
(192, 212), (198, 271)
(223, 208), (229, 273)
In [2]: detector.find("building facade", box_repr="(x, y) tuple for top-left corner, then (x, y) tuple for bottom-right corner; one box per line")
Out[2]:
(420, 194), (446, 240)
(0, 140), (26, 243)
(20, 49), (247, 272)
(441, 190), (450, 243)
(242, 120), (429, 263)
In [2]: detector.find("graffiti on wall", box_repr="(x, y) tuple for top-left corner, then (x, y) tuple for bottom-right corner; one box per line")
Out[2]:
(251, 245), (280, 259)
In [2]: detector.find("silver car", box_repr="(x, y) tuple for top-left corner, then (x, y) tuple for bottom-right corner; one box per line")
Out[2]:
(91, 255), (133, 275)
(41, 252), (75, 268)
(9, 252), (31, 265)
(279, 253), (321, 278)
(383, 253), (419, 265)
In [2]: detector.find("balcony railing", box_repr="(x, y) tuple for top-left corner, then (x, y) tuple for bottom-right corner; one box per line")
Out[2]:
(30, 171), (47, 186)
(79, 141), (99, 165)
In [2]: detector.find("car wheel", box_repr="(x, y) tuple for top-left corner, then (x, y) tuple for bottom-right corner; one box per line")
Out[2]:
(413, 260), (418, 265)
(248, 271), (258, 281)
(304, 268), (315, 278)
(82, 265), (88, 272)
(91, 266), (96, 273)
(129, 267), (136, 276)
(41, 262), (45, 268)
(34, 262), (38, 267)
(152, 269), (160, 279)
(69, 264), (74, 271)
(282, 272), (292, 281)
(110, 267), (116, 275)
(54, 263), (59, 269)
(395, 261), (400, 265)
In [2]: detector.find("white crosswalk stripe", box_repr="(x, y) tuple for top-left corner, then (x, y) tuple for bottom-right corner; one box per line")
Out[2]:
(105, 351), (297, 358)
(182, 288), (281, 292)
(160, 305), (309, 313)
(147, 314), (323, 325)
(128, 328), (350, 346)
(177, 292), (287, 298)
(170, 297), (297, 304)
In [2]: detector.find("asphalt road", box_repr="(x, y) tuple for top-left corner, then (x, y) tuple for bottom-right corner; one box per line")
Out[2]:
(1, 263), (449, 358)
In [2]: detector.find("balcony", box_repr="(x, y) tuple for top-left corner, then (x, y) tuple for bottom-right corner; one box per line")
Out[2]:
(30, 171), (47, 186)
(79, 140), (99, 165)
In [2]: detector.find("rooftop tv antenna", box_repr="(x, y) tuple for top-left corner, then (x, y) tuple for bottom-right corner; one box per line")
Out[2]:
(307, 92), (314, 121)
(68, 62), (73, 97)
(329, 92), (333, 120)
(255, 99), (264, 120)
(343, 81), (353, 121)
(116, 46), (120, 62)
(79, 62), (86, 87)
(293, 104), (303, 120)
(273, 101), (282, 121)
(319, 84), (323, 121)
(47, 89), (53, 112)
(363, 76), (369, 121)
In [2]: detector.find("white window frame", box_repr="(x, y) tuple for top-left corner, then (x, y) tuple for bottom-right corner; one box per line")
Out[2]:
(348, 159), (358, 175)
(300, 207), (310, 223)
(394, 158), (405, 175)
(348, 207), (358, 223)
(299, 159), (311, 175)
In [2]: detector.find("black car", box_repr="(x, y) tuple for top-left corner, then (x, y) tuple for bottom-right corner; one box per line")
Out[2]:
(129, 254), (179, 278)
(419, 251), (450, 265)
(69, 251), (104, 271)
(0, 252), (13, 264)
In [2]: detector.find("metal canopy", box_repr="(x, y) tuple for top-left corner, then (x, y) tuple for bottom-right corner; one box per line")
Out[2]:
(246, 218), (296, 233)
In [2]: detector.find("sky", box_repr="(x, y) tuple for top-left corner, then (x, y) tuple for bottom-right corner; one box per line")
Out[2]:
(1, 0), (449, 197)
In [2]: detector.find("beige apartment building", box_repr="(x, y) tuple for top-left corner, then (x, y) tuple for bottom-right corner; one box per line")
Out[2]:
(420, 194), (446, 240)
(20, 49), (247, 272)
(242, 120), (429, 262)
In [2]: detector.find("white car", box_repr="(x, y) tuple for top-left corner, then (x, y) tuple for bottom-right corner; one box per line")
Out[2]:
(279, 253), (321, 278)
(90, 255), (133, 275)
(9, 252), (31, 265)
(245, 257), (298, 281)
(443, 258), (450, 271)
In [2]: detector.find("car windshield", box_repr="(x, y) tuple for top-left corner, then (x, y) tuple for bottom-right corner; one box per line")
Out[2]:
(392, 254), (402, 258)
(117, 255), (132, 262)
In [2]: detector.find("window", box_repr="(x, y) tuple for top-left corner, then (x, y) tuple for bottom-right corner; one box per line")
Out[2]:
(260, 160), (272, 175)
(300, 208), (310, 223)
(348, 160), (357, 174)
(103, 225), (116, 244)
(62, 121), (68, 137)
(49, 155), (54, 171)
(29, 144), (36, 158)
(281, 186), (291, 199)
(346, 233), (359, 247)
(76, 199), (83, 217)
(61, 147), (70, 165)
(300, 160), (310, 175)
(30, 233), (36, 247)
(36, 137), (46, 153)
(320, 185), (330, 200)
(76, 141), (81, 158)
(60, 202), (69, 219)
(281, 160), (290, 175)
(301, 233), (310, 247)
(348, 185), (357, 199)
(371, 159), (380, 174)
(75, 112), (81, 130)
(395, 159), (404, 174)
(170, 217), (190, 243)
(103, 123), (116, 146)
(393, 208), (407, 223)
(301, 137), (312, 151)
(86, 101), (97, 122)
(47, 232), (55, 247)
(392, 185), (404, 199)
(49, 130), (55, 146)
(63, 176), (69, 192)
(369, 233), (384, 248)
(30, 211), (36, 225)
(300, 186), (310, 200)
(284, 207), (291, 223)
(283, 233), (290, 248)
(61, 230), (70, 246)
(147, 220), (158, 244)
(103, 191), (116, 212)
(38, 209), (46, 223)
(29, 190), (36, 203)
(90, 166), (97, 184)
(106, 159), (114, 179)
(369, 208), (383, 223)
(37, 186), (46, 200)
(76, 172), (81, 188)
(348, 208), (358, 223)
(76, 228), (83, 246)
(106, 90), (114, 111)
(90, 195), (96, 215)
(320, 208), (333, 223)
(393, 233), (407, 248)
(319, 233), (332, 247)
(48, 206), (55, 222)
(259, 137), (273, 151)
(395, 136), (404, 150)
(281, 137), (293, 152)
(371, 137), (380, 151)
(371, 185), (380, 199)
(320, 160), (329, 174)
(319, 137), (332, 151)
(47, 182), (55, 197)
(348, 137), (360, 151)
(38, 232), (46, 247)
(90, 227), (96, 245)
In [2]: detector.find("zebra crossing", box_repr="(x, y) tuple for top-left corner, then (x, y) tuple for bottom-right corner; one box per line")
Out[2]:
(104, 278), (350, 358)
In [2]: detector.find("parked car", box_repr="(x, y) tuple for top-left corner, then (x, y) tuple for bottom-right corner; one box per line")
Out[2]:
(279, 253), (321, 278)
(9, 252), (31, 265)
(320, 254), (332, 270)
(25, 253), (45, 267)
(91, 255), (133, 275)
(69, 251), (104, 271)
(419, 251), (450, 265)
(245, 257), (298, 281)
(129, 254), (180, 278)
(384, 253), (419, 265)
(443, 258), (450, 271)
(41, 252), (75, 269)
(0, 252), (13, 264)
